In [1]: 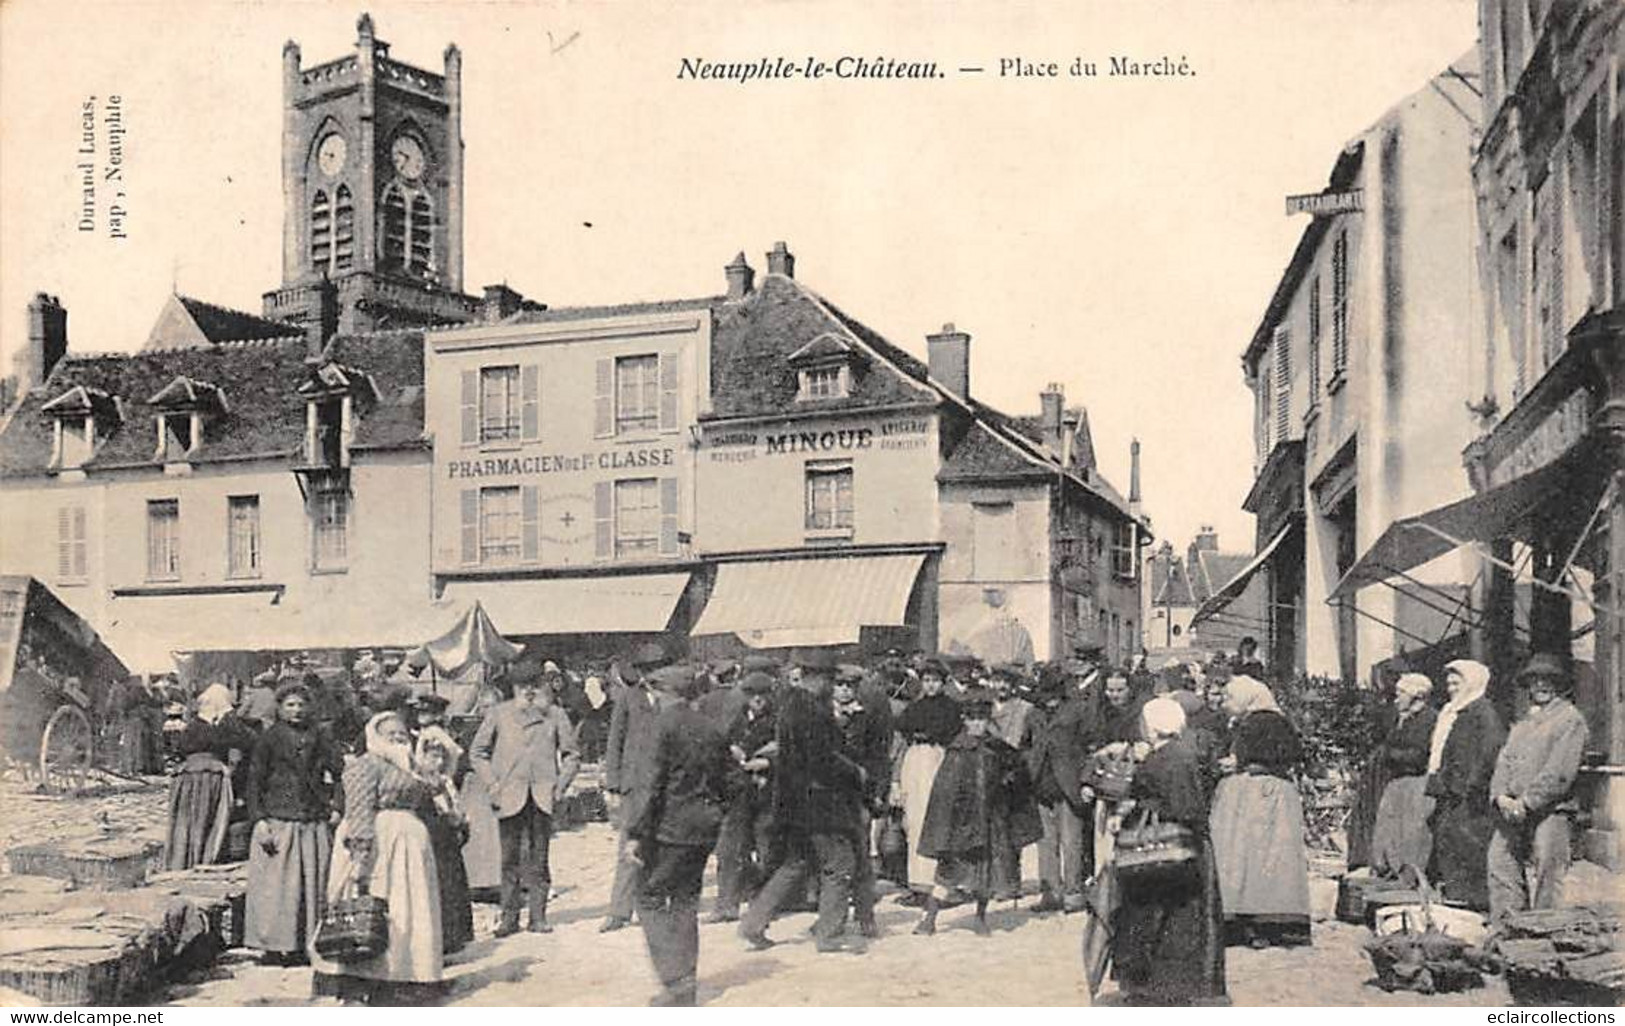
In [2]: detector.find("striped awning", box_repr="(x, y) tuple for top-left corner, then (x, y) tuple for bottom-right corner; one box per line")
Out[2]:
(691, 553), (926, 649)
(439, 574), (691, 636)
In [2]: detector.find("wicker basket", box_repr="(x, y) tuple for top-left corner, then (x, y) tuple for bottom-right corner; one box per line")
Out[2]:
(6, 841), (161, 890)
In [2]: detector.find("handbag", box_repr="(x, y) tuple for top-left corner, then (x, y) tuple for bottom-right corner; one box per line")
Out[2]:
(313, 865), (390, 963)
(1084, 746), (1137, 801)
(1113, 808), (1197, 883)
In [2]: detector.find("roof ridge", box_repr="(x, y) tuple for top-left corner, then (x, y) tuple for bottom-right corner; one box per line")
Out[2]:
(177, 293), (300, 328)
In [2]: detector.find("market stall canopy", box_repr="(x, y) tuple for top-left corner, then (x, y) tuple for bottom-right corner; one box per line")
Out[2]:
(1192, 517), (1301, 626)
(406, 601), (524, 679)
(0, 576), (129, 694)
(438, 574), (690, 636)
(691, 553), (925, 649)
(1329, 440), (1607, 603)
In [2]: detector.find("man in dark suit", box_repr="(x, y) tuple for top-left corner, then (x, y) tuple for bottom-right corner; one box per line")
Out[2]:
(710, 671), (778, 923)
(601, 643), (669, 932)
(624, 665), (735, 1006)
(739, 650), (869, 953)
(1029, 659), (1100, 912)
(469, 663), (580, 935)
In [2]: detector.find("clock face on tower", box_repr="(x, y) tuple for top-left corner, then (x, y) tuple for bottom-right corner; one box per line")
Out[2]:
(316, 133), (347, 177)
(391, 136), (426, 181)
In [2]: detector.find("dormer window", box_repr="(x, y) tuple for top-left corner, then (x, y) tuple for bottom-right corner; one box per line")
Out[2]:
(297, 361), (379, 469)
(788, 332), (864, 403)
(41, 385), (118, 470)
(147, 375), (225, 464)
(801, 365), (848, 400)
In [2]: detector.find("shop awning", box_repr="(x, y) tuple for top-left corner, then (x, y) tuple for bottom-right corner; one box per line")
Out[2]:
(439, 573), (691, 636)
(1329, 441), (1606, 602)
(1192, 517), (1300, 626)
(691, 553), (926, 649)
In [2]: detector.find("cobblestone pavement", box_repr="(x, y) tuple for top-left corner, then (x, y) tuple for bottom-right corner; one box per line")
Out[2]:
(6, 779), (1613, 1006)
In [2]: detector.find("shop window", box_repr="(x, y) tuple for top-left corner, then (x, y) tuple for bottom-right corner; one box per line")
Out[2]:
(227, 495), (261, 579)
(805, 461), (854, 533)
(614, 477), (661, 558)
(311, 482), (349, 572)
(57, 506), (87, 583)
(479, 486), (522, 565)
(146, 499), (180, 581)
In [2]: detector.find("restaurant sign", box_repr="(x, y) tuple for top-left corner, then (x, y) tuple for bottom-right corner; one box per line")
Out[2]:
(1285, 189), (1363, 217)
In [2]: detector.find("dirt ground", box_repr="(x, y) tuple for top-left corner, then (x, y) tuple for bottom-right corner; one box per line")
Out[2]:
(3, 778), (1616, 1007)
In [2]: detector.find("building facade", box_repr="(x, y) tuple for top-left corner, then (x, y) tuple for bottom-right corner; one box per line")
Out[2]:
(1214, 55), (1484, 683)
(1159, 528), (1267, 657)
(0, 16), (1150, 677)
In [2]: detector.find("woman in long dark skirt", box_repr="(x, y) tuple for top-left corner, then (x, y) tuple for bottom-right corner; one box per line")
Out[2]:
(1369, 674), (1439, 874)
(1110, 697), (1227, 1006)
(415, 726), (473, 956)
(1425, 660), (1505, 910)
(165, 684), (257, 870)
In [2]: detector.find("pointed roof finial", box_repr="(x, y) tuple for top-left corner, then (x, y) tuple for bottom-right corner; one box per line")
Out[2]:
(357, 12), (375, 40)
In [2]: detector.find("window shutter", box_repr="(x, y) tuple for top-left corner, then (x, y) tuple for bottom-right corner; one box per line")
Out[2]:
(521, 364), (540, 442)
(594, 358), (614, 438)
(658, 352), (679, 433)
(594, 481), (613, 559)
(72, 507), (87, 579)
(460, 488), (478, 564)
(460, 370), (477, 446)
(1273, 327), (1291, 443)
(659, 477), (679, 556)
(57, 508), (72, 579)
(521, 485), (540, 562)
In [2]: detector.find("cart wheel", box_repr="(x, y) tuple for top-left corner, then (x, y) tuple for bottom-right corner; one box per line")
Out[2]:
(39, 705), (94, 793)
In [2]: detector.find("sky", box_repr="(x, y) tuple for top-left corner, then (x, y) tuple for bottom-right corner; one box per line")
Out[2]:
(0, 0), (1480, 553)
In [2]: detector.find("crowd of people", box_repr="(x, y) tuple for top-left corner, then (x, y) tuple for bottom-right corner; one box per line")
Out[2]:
(145, 633), (1591, 1007)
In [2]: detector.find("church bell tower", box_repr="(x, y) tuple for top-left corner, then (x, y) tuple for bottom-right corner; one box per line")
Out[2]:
(264, 13), (474, 343)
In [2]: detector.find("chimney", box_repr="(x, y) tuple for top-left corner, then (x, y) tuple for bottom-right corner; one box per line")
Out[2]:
(725, 252), (755, 301)
(1194, 524), (1219, 552)
(16, 293), (68, 390)
(926, 322), (971, 398)
(1040, 383), (1065, 455)
(765, 241), (795, 278)
(1129, 438), (1142, 516)
(482, 283), (526, 323)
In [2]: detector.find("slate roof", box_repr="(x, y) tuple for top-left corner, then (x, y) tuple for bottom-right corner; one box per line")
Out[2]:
(498, 296), (721, 326)
(1151, 554), (1197, 607)
(0, 328), (426, 477)
(1194, 550), (1256, 603)
(178, 296), (302, 344)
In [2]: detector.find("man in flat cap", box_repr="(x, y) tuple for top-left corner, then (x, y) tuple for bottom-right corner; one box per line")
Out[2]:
(833, 663), (891, 937)
(470, 661), (580, 935)
(740, 648), (870, 953)
(601, 642), (670, 932)
(1487, 653), (1589, 921)
(624, 665), (733, 1005)
(711, 670), (778, 923)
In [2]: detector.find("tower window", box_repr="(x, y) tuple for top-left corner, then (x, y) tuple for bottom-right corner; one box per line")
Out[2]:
(310, 190), (332, 274)
(382, 185), (407, 269)
(409, 194), (433, 276)
(333, 186), (355, 272)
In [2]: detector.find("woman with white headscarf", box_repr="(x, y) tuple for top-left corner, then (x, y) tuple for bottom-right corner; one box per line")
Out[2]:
(1207, 675), (1311, 948)
(1101, 698), (1227, 1005)
(1367, 674), (1439, 874)
(1423, 660), (1506, 910)
(164, 683), (256, 870)
(312, 712), (444, 1004)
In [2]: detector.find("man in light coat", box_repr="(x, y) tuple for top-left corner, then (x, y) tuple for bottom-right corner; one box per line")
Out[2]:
(470, 663), (581, 936)
(1487, 653), (1590, 921)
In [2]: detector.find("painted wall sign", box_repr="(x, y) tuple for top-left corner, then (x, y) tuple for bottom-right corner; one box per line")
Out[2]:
(446, 446), (676, 479)
(1489, 390), (1590, 487)
(703, 417), (929, 458)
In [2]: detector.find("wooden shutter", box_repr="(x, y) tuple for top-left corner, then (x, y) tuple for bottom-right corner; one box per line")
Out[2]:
(594, 481), (613, 559)
(521, 485), (540, 562)
(594, 358), (614, 438)
(460, 370), (478, 446)
(659, 477), (679, 556)
(57, 508), (72, 580)
(520, 364), (540, 442)
(658, 352), (679, 433)
(72, 507), (87, 579)
(460, 488), (479, 564)
(1273, 326), (1290, 443)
